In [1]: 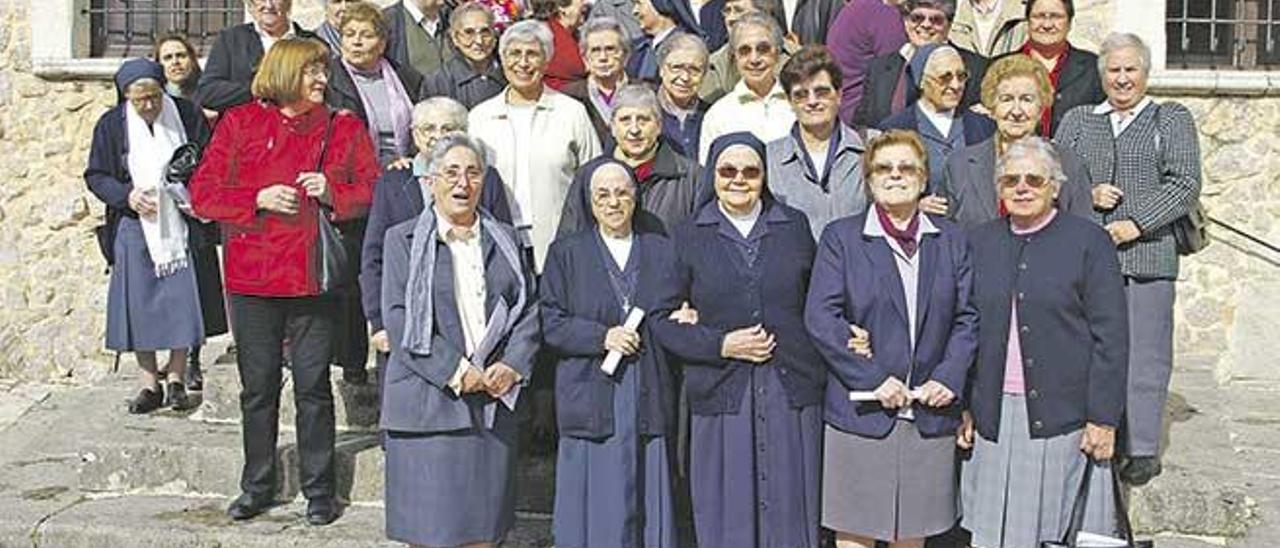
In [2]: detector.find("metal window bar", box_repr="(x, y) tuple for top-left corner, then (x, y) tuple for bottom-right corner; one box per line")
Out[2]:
(1166, 0), (1280, 69)
(85, 1), (246, 58)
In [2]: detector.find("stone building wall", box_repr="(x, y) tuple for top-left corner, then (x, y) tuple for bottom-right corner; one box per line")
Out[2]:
(0, 0), (1274, 383)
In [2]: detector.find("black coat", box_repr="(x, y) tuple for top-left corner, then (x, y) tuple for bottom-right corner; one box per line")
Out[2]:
(420, 56), (507, 109)
(194, 22), (320, 113)
(556, 139), (703, 238)
(854, 45), (988, 130)
(325, 56), (424, 123)
(788, 0), (842, 45)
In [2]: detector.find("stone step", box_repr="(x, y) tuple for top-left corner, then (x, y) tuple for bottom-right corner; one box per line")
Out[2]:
(190, 361), (381, 432)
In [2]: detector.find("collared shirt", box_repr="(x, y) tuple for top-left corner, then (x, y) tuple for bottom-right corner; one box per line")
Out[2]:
(918, 102), (956, 138)
(254, 20), (297, 54)
(718, 200), (763, 238)
(698, 79), (796, 163)
(1093, 96), (1154, 137)
(404, 0), (442, 36)
(437, 209), (487, 393)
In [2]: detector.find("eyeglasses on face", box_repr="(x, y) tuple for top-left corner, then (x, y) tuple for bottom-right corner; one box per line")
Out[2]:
(927, 70), (969, 86)
(789, 85), (836, 102)
(997, 173), (1050, 189)
(907, 11), (948, 27)
(664, 62), (705, 77)
(455, 26), (496, 42)
(870, 162), (924, 178)
(716, 165), (763, 180)
(415, 123), (463, 134)
(1029, 11), (1068, 23)
(734, 42), (775, 59)
(437, 167), (484, 185)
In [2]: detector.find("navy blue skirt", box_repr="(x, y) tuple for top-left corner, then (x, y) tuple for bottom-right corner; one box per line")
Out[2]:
(105, 218), (204, 352)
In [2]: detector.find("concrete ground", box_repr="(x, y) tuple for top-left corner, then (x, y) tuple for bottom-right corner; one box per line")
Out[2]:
(0, 350), (1272, 547)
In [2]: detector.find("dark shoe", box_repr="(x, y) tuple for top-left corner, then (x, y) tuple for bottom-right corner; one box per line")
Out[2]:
(306, 497), (340, 526)
(342, 367), (369, 385)
(127, 387), (164, 414)
(165, 382), (195, 411)
(226, 493), (274, 521)
(185, 358), (204, 392)
(1120, 455), (1163, 486)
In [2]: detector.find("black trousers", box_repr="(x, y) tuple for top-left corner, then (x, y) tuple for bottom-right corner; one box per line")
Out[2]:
(229, 293), (336, 501)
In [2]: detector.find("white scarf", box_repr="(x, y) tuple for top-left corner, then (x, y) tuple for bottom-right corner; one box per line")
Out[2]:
(125, 94), (189, 277)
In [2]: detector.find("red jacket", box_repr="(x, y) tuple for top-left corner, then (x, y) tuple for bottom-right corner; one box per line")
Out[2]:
(190, 101), (379, 297)
(544, 18), (586, 91)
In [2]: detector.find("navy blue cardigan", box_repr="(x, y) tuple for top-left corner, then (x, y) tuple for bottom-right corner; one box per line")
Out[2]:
(804, 213), (977, 438)
(967, 213), (1129, 440)
(652, 199), (826, 415)
(540, 230), (678, 439)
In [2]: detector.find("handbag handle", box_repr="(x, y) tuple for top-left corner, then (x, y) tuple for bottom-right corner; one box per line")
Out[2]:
(1057, 460), (1139, 546)
(314, 109), (336, 213)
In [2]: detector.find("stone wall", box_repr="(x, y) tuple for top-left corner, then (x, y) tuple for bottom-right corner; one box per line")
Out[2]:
(0, 0), (1274, 383)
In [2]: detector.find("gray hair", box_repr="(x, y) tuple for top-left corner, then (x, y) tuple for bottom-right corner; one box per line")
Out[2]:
(1097, 32), (1152, 76)
(449, 1), (497, 32)
(423, 133), (489, 179)
(412, 97), (469, 130)
(578, 16), (632, 57)
(589, 162), (638, 193)
(905, 0), (956, 19)
(611, 84), (661, 119)
(656, 31), (709, 67)
(499, 20), (555, 61)
(728, 12), (784, 62)
(995, 136), (1067, 188)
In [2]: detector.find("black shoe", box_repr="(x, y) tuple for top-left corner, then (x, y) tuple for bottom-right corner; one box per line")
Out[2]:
(306, 497), (340, 526)
(185, 359), (204, 392)
(342, 367), (369, 385)
(1120, 456), (1163, 486)
(226, 493), (274, 521)
(127, 387), (164, 414)
(165, 382), (195, 411)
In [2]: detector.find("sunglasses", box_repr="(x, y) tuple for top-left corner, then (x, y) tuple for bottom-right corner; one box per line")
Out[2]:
(734, 42), (776, 58)
(870, 162), (924, 177)
(716, 165), (764, 179)
(907, 12), (948, 27)
(997, 173), (1050, 189)
(927, 70), (969, 86)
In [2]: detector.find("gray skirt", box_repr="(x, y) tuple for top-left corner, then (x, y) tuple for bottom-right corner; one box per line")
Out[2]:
(105, 218), (204, 352)
(960, 394), (1117, 548)
(821, 420), (956, 541)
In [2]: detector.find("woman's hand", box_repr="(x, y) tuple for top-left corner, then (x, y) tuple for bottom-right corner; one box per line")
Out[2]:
(459, 367), (486, 394)
(604, 326), (641, 356)
(255, 184), (299, 215)
(370, 330), (390, 354)
(484, 362), (521, 398)
(956, 410), (975, 449)
(1080, 422), (1116, 461)
(128, 188), (158, 219)
(720, 324), (775, 363)
(296, 171), (330, 205)
(873, 376), (911, 409)
(846, 324), (872, 358)
(916, 380), (955, 407)
(386, 156), (413, 171)
(919, 194), (949, 216)
(668, 301), (699, 325)
(1105, 219), (1141, 245)
(1092, 183), (1123, 211)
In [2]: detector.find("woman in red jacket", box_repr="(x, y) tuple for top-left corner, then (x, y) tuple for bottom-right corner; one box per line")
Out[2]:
(189, 37), (378, 527)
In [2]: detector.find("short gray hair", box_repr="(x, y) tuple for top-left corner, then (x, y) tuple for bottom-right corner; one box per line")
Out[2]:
(449, 1), (496, 32)
(1097, 32), (1152, 76)
(589, 161), (637, 193)
(656, 31), (709, 67)
(423, 133), (489, 178)
(995, 136), (1066, 188)
(728, 12), (784, 63)
(611, 84), (661, 119)
(579, 16), (631, 57)
(499, 20), (554, 61)
(412, 97), (469, 130)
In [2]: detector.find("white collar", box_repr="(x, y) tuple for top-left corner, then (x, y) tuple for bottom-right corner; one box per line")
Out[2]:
(254, 20), (296, 40)
(861, 208), (941, 239)
(404, 1), (441, 25)
(434, 208), (481, 242)
(732, 78), (786, 103)
(898, 42), (916, 61)
(652, 26), (677, 45)
(1093, 96), (1153, 118)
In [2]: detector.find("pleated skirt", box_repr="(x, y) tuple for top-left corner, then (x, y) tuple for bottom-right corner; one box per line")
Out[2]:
(105, 218), (204, 352)
(821, 420), (956, 541)
(960, 394), (1117, 548)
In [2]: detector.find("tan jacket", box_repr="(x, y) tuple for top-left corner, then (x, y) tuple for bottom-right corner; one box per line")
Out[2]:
(949, 0), (1028, 58)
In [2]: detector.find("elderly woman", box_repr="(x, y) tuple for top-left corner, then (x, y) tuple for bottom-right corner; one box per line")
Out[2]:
(805, 129), (977, 548)
(379, 134), (539, 548)
(190, 38), (379, 525)
(470, 20), (603, 272)
(629, 0), (700, 83)
(880, 44), (994, 202)
(769, 45), (867, 239)
(196, 0), (318, 113)
(1005, 0), (1103, 137)
(653, 132), (825, 548)
(86, 59), (210, 413)
(563, 17), (634, 145)
(421, 2), (507, 109)
(657, 32), (712, 158)
(543, 159), (679, 548)
(361, 98), (512, 377)
(698, 13), (796, 163)
(1055, 32), (1202, 487)
(942, 54), (1091, 227)
(530, 0), (590, 90)
(560, 84), (701, 236)
(960, 136), (1127, 547)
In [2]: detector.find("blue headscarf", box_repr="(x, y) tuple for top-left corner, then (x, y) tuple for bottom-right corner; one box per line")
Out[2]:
(908, 43), (959, 89)
(651, 0), (701, 35)
(695, 131), (770, 208)
(114, 58), (166, 104)
(558, 156), (667, 237)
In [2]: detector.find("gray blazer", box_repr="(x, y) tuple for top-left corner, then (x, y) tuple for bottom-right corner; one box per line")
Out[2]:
(941, 137), (1094, 229)
(379, 218), (541, 433)
(1055, 101), (1202, 280)
(766, 124), (868, 240)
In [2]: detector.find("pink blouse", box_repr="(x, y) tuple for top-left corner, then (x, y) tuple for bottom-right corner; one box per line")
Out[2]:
(1003, 209), (1058, 394)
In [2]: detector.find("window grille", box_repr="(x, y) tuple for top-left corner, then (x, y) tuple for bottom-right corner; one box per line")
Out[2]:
(85, 1), (246, 58)
(1165, 0), (1280, 69)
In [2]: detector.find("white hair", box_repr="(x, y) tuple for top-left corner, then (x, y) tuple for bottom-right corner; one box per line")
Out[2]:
(1097, 32), (1152, 76)
(995, 136), (1067, 188)
(499, 20), (555, 62)
(412, 97), (468, 130)
(423, 133), (489, 178)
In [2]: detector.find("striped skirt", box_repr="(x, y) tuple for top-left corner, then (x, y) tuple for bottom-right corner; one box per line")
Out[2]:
(960, 394), (1117, 548)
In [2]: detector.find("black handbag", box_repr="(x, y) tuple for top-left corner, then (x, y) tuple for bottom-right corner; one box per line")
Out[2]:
(164, 142), (203, 186)
(314, 111), (349, 295)
(1042, 462), (1153, 548)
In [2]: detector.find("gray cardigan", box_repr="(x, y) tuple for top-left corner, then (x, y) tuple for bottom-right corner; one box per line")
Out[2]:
(1055, 101), (1202, 280)
(766, 124), (868, 240)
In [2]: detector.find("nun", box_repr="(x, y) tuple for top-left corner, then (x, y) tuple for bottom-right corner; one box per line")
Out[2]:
(542, 159), (679, 548)
(85, 58), (210, 413)
(378, 134), (540, 548)
(652, 132), (825, 548)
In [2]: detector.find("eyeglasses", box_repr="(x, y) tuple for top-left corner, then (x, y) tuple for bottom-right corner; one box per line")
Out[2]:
(126, 93), (163, 108)
(437, 167), (484, 185)
(870, 162), (924, 178)
(716, 165), (763, 180)
(586, 43), (623, 57)
(789, 85), (836, 102)
(415, 123), (463, 134)
(664, 62), (705, 77)
(302, 64), (328, 79)
(927, 70), (969, 86)
(591, 188), (636, 203)
(734, 42), (775, 59)
(906, 11), (948, 27)
(1029, 11), (1068, 22)
(996, 173), (1050, 189)
(455, 26), (496, 43)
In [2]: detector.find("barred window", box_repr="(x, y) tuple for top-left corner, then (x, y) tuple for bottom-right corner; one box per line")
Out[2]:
(86, 1), (247, 58)
(1166, 0), (1280, 69)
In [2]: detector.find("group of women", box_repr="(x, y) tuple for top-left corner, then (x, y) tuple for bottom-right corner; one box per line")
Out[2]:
(83, 0), (1203, 545)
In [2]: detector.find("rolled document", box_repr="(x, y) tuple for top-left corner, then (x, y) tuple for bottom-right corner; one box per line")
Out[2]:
(601, 307), (646, 375)
(849, 388), (925, 402)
